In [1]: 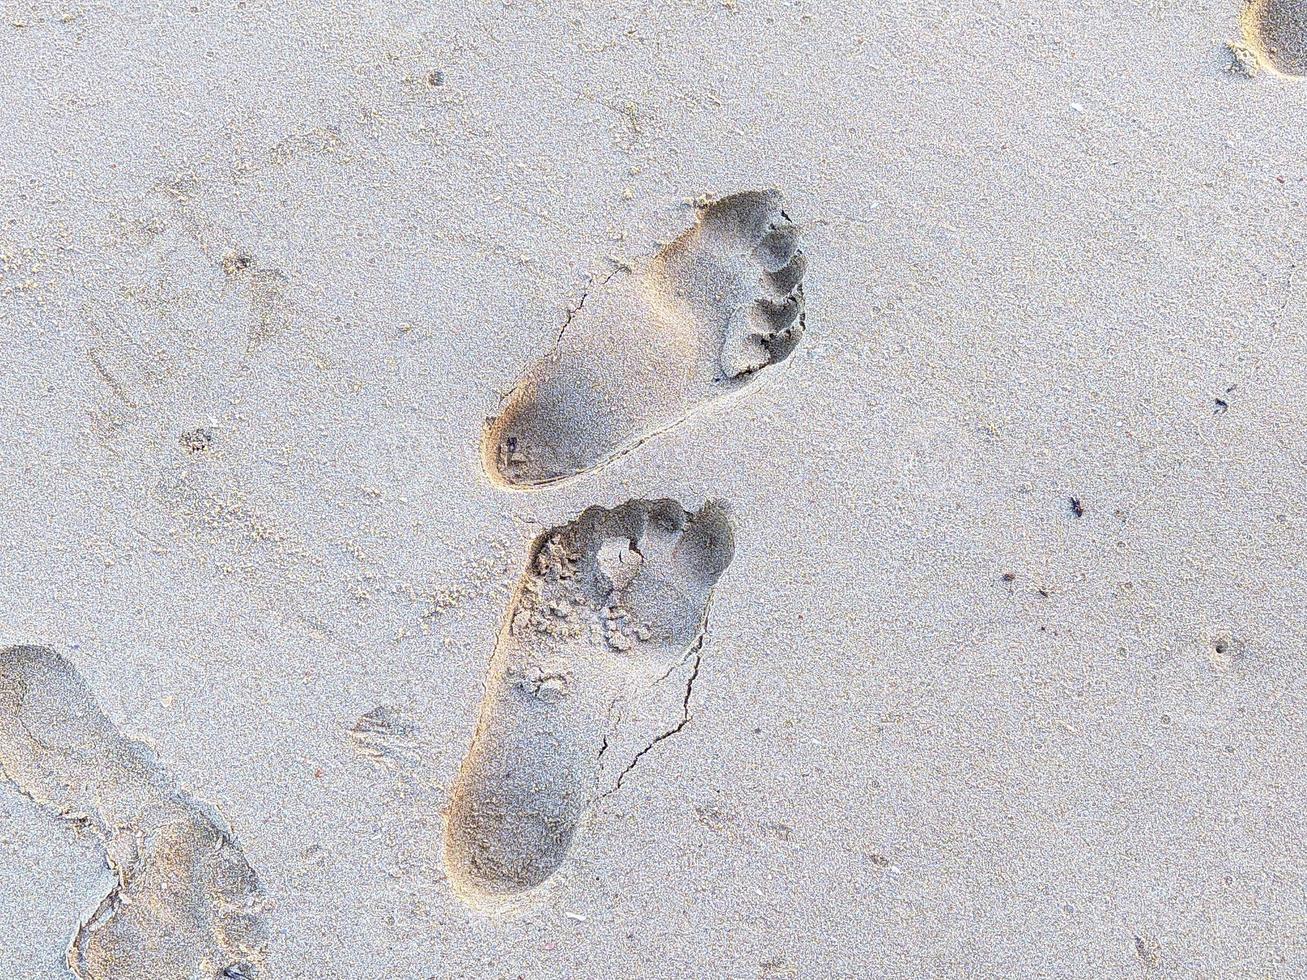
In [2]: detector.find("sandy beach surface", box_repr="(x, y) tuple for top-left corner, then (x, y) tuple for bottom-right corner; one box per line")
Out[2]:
(2, 1), (1305, 977)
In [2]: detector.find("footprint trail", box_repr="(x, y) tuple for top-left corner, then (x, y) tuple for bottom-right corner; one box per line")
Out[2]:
(483, 190), (807, 488)
(0, 645), (268, 980)
(444, 499), (735, 901)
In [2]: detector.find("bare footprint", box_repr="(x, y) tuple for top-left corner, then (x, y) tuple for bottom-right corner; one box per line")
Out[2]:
(444, 499), (735, 902)
(0, 645), (268, 979)
(483, 190), (807, 488)
(1241, 0), (1307, 77)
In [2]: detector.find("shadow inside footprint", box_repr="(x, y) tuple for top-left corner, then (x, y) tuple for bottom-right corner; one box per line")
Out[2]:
(1241, 0), (1307, 77)
(0, 645), (269, 979)
(443, 499), (736, 902)
(482, 189), (807, 488)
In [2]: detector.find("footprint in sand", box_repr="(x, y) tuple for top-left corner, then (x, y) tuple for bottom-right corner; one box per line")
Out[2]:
(444, 499), (735, 902)
(0, 645), (268, 980)
(1241, 0), (1307, 77)
(482, 190), (807, 488)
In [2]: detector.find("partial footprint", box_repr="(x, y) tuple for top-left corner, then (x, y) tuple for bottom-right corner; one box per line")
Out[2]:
(483, 190), (807, 488)
(0, 645), (268, 979)
(444, 499), (736, 902)
(1241, 0), (1307, 77)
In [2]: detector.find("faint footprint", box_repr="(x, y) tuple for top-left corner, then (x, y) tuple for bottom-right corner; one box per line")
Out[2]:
(443, 499), (735, 901)
(348, 704), (420, 770)
(1240, 0), (1307, 77)
(483, 190), (807, 488)
(0, 645), (268, 979)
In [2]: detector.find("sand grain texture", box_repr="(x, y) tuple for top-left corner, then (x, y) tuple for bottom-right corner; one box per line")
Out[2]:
(2, 0), (1306, 977)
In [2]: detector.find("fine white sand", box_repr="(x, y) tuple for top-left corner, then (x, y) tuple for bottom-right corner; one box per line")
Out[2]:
(2, 1), (1306, 977)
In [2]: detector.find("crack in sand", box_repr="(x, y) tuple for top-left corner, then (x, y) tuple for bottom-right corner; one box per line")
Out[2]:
(606, 649), (701, 798)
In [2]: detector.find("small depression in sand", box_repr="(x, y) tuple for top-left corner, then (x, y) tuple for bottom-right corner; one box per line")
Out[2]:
(1241, 0), (1307, 77)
